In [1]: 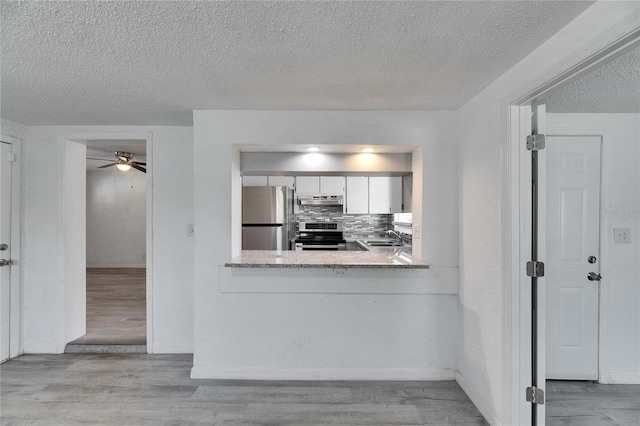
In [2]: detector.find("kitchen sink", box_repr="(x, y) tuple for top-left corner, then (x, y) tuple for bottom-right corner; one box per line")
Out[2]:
(364, 241), (404, 247)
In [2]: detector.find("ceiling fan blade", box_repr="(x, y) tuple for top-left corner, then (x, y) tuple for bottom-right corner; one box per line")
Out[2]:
(132, 161), (146, 166)
(97, 162), (117, 168)
(86, 157), (114, 162)
(131, 163), (147, 173)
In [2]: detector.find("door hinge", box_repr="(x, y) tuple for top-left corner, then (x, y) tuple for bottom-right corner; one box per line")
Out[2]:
(526, 386), (545, 405)
(526, 261), (545, 277)
(526, 134), (546, 151)
(6, 152), (16, 162)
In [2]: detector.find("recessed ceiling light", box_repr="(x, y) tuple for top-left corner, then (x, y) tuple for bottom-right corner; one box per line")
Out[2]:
(307, 146), (320, 152)
(362, 148), (374, 153)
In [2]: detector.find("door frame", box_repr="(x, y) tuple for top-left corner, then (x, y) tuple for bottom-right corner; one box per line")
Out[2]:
(0, 135), (23, 359)
(62, 131), (154, 352)
(505, 28), (640, 425)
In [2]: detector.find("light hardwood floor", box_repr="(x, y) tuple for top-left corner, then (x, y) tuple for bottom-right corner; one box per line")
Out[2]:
(70, 268), (146, 345)
(1, 354), (488, 425)
(546, 380), (640, 426)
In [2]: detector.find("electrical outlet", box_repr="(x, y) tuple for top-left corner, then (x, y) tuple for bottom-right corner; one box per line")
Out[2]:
(614, 228), (631, 243)
(187, 224), (195, 237)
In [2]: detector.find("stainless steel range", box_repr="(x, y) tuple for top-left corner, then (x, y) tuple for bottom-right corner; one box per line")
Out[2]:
(294, 222), (346, 251)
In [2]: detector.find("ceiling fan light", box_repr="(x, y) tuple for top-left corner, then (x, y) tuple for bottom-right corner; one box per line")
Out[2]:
(116, 163), (132, 171)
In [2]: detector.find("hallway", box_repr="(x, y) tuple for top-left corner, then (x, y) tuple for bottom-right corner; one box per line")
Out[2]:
(70, 268), (146, 346)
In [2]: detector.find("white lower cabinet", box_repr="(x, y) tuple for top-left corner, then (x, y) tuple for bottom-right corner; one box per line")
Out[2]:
(369, 176), (402, 213)
(346, 176), (369, 214)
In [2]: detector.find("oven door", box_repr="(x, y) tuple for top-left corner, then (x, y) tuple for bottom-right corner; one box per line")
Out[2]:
(295, 242), (346, 251)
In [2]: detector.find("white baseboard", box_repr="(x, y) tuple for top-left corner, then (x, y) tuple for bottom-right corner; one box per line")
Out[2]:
(191, 366), (455, 381)
(87, 264), (146, 269)
(150, 343), (194, 354)
(456, 371), (502, 426)
(602, 373), (640, 384)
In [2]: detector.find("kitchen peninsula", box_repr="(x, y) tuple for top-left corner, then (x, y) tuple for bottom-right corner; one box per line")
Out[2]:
(225, 250), (428, 269)
(192, 111), (460, 383)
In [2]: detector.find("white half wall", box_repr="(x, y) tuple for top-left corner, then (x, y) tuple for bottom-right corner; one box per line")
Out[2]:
(193, 110), (459, 379)
(86, 170), (146, 268)
(548, 113), (640, 384)
(21, 125), (194, 353)
(456, 2), (640, 424)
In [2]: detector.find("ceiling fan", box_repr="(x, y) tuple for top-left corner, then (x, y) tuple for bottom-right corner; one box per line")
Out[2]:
(88, 151), (146, 173)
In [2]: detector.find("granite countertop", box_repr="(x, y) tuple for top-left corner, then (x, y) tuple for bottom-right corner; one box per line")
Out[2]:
(225, 250), (428, 269)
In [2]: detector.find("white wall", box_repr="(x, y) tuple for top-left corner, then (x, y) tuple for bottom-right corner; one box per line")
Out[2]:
(86, 170), (146, 268)
(21, 125), (194, 353)
(64, 142), (86, 343)
(193, 110), (459, 379)
(548, 113), (640, 384)
(0, 118), (27, 140)
(456, 2), (639, 424)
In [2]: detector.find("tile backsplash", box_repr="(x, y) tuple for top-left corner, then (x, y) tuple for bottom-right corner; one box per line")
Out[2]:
(296, 205), (392, 239)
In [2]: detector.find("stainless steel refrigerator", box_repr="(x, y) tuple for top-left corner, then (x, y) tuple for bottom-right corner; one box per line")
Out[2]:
(242, 186), (295, 250)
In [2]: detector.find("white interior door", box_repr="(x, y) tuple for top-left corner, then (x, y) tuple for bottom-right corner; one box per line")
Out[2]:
(546, 135), (601, 380)
(0, 142), (13, 362)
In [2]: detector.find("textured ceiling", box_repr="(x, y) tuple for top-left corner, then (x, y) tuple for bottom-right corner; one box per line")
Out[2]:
(1, 1), (594, 125)
(539, 46), (640, 113)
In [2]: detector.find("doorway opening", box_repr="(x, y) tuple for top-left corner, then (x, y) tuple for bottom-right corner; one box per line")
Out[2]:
(67, 139), (149, 351)
(510, 34), (639, 425)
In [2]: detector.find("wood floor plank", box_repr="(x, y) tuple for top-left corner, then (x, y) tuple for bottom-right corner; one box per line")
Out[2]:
(71, 268), (146, 345)
(546, 380), (640, 426)
(1, 354), (486, 426)
(8, 356), (638, 425)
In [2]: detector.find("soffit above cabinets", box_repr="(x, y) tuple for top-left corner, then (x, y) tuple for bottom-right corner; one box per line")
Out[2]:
(240, 152), (412, 175)
(236, 144), (420, 154)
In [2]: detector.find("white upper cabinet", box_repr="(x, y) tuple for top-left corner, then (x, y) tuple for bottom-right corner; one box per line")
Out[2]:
(243, 176), (295, 187)
(295, 176), (320, 194)
(369, 176), (402, 213)
(346, 176), (369, 214)
(320, 176), (345, 194)
(242, 176), (268, 186)
(267, 176), (295, 188)
(295, 176), (345, 194)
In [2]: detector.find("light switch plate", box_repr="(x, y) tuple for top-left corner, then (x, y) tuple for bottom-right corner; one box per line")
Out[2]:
(614, 228), (631, 243)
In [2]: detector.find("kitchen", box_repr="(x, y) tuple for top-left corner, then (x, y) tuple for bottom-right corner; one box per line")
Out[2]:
(241, 167), (416, 260)
(192, 111), (459, 381)
(233, 147), (424, 269)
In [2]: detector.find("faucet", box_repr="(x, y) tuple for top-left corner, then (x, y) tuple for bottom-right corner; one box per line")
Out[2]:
(386, 229), (402, 242)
